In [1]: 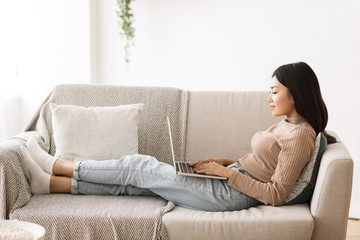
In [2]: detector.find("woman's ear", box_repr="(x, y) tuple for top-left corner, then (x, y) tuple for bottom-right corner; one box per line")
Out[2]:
(288, 94), (295, 104)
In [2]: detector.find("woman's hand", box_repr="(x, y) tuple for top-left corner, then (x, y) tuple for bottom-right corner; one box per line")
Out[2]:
(189, 158), (236, 179)
(189, 158), (235, 167)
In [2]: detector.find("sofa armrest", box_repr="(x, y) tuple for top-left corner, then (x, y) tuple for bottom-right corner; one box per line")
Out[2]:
(310, 140), (353, 240)
(0, 134), (34, 219)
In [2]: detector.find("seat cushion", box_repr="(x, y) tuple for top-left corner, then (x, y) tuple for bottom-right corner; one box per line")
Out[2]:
(10, 194), (174, 240)
(163, 204), (314, 240)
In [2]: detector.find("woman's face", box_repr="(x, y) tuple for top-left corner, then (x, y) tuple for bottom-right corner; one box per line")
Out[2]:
(267, 76), (299, 118)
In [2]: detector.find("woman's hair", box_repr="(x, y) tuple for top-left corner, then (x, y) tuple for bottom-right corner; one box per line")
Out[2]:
(272, 62), (336, 144)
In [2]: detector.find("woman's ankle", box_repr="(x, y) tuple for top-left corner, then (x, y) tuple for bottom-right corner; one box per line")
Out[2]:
(52, 160), (62, 176)
(53, 160), (75, 177)
(50, 176), (72, 193)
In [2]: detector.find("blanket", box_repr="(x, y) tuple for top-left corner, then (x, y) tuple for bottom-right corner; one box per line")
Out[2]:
(10, 195), (175, 240)
(0, 84), (188, 239)
(25, 84), (189, 165)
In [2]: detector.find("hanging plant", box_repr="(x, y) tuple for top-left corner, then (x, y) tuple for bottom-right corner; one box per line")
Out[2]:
(116, 0), (135, 63)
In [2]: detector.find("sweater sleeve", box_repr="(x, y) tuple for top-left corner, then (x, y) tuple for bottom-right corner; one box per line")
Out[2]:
(227, 127), (315, 206)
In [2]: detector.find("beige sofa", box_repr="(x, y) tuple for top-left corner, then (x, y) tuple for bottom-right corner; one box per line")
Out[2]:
(0, 85), (353, 240)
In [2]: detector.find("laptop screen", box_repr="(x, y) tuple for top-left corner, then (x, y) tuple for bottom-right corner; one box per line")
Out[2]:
(167, 116), (177, 170)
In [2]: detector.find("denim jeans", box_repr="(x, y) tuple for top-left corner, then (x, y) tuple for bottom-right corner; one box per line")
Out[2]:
(71, 154), (261, 211)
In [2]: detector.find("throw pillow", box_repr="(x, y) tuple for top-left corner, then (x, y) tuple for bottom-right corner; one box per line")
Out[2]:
(283, 132), (328, 205)
(50, 103), (145, 161)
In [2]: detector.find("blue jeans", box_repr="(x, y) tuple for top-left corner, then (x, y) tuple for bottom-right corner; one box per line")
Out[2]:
(71, 154), (261, 211)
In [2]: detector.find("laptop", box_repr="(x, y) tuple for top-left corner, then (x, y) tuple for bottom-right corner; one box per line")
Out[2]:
(167, 116), (227, 180)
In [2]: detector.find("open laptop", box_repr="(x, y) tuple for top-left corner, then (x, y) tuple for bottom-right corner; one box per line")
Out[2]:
(167, 116), (227, 180)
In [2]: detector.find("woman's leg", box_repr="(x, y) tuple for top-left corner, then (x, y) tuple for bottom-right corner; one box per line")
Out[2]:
(72, 181), (157, 196)
(23, 145), (156, 196)
(23, 138), (260, 211)
(20, 146), (51, 194)
(46, 160), (158, 197)
(26, 136), (56, 174)
(50, 176), (72, 193)
(21, 145), (72, 194)
(48, 169), (157, 196)
(70, 154), (260, 211)
(52, 160), (75, 177)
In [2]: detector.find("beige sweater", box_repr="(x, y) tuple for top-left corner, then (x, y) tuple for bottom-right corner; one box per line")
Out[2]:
(228, 117), (316, 206)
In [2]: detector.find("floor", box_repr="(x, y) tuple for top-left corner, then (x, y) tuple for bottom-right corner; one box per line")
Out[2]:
(347, 219), (360, 240)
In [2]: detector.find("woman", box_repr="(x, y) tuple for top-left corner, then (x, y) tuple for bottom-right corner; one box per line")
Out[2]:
(21, 62), (335, 211)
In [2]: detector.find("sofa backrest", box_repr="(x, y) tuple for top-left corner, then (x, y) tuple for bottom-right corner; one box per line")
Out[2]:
(185, 91), (282, 162)
(186, 90), (353, 240)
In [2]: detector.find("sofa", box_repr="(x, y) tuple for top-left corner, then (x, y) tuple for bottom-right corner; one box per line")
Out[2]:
(0, 84), (353, 240)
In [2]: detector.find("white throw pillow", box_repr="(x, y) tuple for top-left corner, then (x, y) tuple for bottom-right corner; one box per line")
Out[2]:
(50, 103), (145, 161)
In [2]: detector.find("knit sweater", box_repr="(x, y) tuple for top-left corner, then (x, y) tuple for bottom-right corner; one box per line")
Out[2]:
(227, 117), (316, 206)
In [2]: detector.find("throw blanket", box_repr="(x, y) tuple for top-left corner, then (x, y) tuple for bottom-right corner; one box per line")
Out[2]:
(10, 195), (175, 240)
(0, 84), (188, 239)
(0, 139), (32, 219)
(25, 84), (189, 165)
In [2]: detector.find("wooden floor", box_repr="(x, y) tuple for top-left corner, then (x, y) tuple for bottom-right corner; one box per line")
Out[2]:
(347, 219), (360, 240)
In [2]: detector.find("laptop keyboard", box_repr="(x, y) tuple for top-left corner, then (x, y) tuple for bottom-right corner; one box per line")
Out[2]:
(176, 162), (195, 174)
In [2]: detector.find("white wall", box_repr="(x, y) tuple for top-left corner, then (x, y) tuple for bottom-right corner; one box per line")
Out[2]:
(0, 0), (91, 139)
(93, 0), (360, 217)
(1, 0), (359, 218)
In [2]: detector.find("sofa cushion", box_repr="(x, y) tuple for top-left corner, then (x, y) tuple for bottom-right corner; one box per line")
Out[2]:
(163, 204), (314, 240)
(50, 103), (144, 161)
(284, 133), (328, 205)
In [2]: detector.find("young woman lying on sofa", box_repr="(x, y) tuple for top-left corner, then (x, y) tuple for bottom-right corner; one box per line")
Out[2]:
(20, 62), (336, 211)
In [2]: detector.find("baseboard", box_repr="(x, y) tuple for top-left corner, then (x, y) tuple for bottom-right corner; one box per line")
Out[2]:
(349, 203), (360, 219)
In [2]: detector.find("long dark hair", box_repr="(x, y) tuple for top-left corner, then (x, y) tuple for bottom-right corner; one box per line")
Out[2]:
(272, 62), (336, 144)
